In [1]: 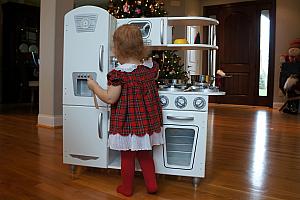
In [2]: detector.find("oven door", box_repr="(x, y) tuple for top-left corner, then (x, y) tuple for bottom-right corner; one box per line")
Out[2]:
(153, 110), (208, 176)
(163, 124), (199, 170)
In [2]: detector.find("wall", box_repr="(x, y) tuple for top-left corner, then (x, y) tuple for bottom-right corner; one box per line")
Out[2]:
(38, 0), (73, 127)
(184, 0), (252, 16)
(39, 0), (56, 119)
(163, 1), (186, 44)
(274, 0), (300, 104)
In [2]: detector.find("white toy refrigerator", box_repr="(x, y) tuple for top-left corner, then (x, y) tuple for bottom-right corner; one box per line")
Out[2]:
(63, 6), (169, 169)
(63, 6), (117, 168)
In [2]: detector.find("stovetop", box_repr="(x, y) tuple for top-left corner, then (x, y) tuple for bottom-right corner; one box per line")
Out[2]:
(157, 85), (225, 111)
(158, 86), (225, 96)
(158, 91), (208, 111)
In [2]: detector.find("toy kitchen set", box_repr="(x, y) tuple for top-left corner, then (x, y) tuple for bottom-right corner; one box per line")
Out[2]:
(63, 6), (225, 187)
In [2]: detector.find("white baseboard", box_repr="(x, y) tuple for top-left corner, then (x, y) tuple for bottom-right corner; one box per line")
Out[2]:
(38, 114), (63, 127)
(273, 102), (284, 109)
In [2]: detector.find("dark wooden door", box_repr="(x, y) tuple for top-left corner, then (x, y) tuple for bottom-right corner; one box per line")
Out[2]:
(204, 1), (275, 106)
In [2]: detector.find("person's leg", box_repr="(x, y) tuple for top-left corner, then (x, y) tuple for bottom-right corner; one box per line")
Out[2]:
(136, 150), (158, 193)
(117, 150), (136, 196)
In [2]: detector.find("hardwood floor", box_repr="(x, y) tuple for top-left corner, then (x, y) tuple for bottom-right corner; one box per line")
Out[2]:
(0, 104), (299, 199)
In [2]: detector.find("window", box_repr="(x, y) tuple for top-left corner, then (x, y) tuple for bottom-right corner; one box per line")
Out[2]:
(259, 10), (270, 96)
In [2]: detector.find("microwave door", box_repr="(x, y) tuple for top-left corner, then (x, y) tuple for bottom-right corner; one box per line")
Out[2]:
(117, 17), (167, 46)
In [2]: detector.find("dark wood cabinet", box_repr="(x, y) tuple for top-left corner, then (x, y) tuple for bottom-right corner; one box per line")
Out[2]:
(1, 2), (40, 103)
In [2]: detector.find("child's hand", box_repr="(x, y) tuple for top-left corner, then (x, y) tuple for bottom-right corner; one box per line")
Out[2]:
(87, 75), (98, 91)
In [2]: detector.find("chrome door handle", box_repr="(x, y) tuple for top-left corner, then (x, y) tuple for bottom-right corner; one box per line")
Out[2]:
(167, 116), (194, 121)
(99, 45), (103, 72)
(160, 19), (164, 44)
(98, 112), (102, 139)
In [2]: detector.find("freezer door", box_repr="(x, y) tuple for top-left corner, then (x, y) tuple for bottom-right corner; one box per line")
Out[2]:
(63, 6), (116, 107)
(63, 105), (108, 168)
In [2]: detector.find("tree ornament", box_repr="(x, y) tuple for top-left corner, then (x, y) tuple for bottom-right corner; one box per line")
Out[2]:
(150, 5), (155, 12)
(135, 8), (142, 14)
(170, 70), (176, 75)
(123, 2), (130, 13)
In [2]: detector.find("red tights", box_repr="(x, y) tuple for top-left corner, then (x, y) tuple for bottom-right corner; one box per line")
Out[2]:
(117, 150), (157, 197)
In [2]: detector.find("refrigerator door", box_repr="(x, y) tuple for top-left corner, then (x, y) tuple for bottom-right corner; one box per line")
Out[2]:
(63, 6), (117, 107)
(63, 105), (108, 168)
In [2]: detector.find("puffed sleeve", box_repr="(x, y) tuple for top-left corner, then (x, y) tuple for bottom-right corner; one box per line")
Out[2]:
(152, 61), (159, 73)
(151, 61), (159, 78)
(107, 70), (122, 86)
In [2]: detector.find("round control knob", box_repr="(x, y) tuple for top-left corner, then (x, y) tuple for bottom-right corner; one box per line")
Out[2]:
(193, 97), (206, 110)
(159, 95), (169, 108)
(175, 96), (187, 109)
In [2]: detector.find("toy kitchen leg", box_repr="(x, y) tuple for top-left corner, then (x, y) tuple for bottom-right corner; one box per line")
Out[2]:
(192, 177), (201, 188)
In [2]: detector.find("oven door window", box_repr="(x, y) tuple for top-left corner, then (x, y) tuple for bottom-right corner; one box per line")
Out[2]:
(163, 125), (199, 170)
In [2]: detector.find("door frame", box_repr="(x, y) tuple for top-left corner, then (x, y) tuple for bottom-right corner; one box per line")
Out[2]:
(203, 0), (276, 107)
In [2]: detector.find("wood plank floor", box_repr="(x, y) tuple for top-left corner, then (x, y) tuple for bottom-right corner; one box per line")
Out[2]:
(0, 104), (300, 200)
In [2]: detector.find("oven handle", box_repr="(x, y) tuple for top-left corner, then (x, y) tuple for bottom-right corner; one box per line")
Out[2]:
(167, 116), (194, 121)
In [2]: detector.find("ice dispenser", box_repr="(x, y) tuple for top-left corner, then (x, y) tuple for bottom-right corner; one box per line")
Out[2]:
(72, 72), (97, 97)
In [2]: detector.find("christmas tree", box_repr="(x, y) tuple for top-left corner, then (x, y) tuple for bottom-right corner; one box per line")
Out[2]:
(108, 0), (167, 18)
(107, 0), (186, 81)
(152, 50), (186, 80)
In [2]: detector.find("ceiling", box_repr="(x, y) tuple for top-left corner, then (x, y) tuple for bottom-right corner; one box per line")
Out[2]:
(75, 0), (109, 7)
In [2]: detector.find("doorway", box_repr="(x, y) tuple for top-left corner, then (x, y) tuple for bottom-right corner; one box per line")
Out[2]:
(204, 0), (276, 107)
(0, 2), (40, 113)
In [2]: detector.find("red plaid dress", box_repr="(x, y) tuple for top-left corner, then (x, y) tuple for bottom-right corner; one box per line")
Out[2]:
(107, 63), (163, 151)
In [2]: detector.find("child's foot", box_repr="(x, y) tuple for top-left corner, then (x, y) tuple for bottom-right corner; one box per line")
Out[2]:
(146, 181), (157, 194)
(117, 185), (133, 197)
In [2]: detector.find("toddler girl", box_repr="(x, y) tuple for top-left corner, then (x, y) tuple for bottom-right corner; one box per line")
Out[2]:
(87, 24), (163, 197)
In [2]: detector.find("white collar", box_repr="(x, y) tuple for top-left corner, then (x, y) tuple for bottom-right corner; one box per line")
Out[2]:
(115, 60), (154, 72)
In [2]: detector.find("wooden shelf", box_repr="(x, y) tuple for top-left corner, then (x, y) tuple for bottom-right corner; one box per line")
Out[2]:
(148, 44), (218, 50)
(168, 17), (219, 26)
(167, 44), (218, 50)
